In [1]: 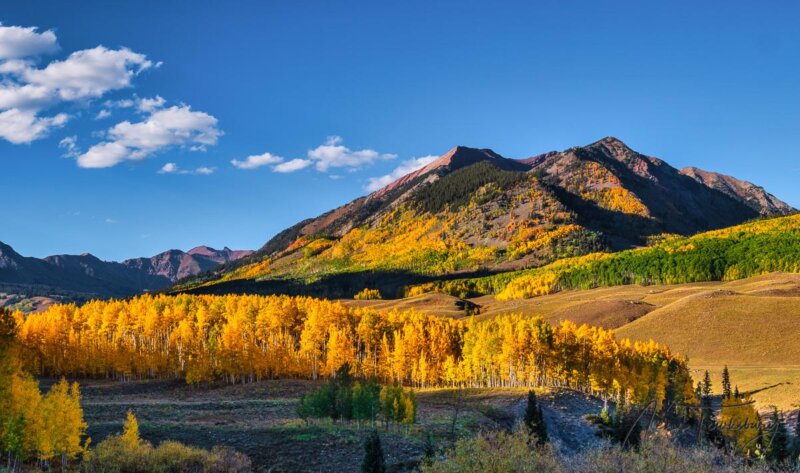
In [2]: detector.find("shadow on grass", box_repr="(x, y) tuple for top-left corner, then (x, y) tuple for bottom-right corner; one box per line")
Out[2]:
(178, 268), (506, 299)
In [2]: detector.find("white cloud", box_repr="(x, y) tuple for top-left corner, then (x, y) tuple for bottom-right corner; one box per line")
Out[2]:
(95, 109), (110, 119)
(307, 136), (396, 172)
(137, 95), (164, 112)
(365, 154), (439, 191)
(105, 98), (135, 109)
(0, 25), (58, 59)
(233, 137), (396, 176)
(231, 152), (283, 170)
(78, 105), (222, 168)
(76, 141), (129, 168)
(0, 108), (67, 143)
(231, 152), (312, 173)
(273, 158), (312, 173)
(104, 218), (116, 224)
(58, 135), (79, 157)
(158, 161), (215, 175)
(159, 162), (178, 173)
(21, 46), (153, 101)
(0, 83), (53, 110)
(0, 24), (158, 145)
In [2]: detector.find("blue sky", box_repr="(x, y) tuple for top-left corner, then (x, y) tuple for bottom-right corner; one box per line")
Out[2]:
(2, 1), (799, 261)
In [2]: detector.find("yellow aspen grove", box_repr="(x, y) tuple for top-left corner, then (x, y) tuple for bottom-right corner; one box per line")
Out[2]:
(4, 375), (88, 469)
(40, 379), (88, 464)
(9, 373), (44, 460)
(15, 294), (693, 408)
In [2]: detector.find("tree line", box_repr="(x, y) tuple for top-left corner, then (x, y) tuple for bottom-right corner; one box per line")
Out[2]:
(0, 308), (250, 472)
(14, 293), (694, 412)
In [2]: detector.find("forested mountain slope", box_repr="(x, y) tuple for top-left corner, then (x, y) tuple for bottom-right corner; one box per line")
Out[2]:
(181, 137), (792, 297)
(406, 213), (800, 300)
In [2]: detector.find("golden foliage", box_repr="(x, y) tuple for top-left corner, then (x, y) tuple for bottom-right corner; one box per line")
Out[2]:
(17, 294), (692, 407)
(6, 374), (88, 462)
(718, 395), (761, 456)
(354, 288), (382, 300)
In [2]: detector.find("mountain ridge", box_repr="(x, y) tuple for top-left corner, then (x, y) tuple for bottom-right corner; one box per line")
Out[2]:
(182, 137), (794, 295)
(0, 243), (253, 309)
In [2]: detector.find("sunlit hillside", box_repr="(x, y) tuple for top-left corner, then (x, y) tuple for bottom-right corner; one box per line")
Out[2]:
(407, 213), (800, 300)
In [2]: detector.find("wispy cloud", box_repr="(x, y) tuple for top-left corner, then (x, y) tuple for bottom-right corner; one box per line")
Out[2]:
(273, 158), (312, 173)
(158, 162), (216, 175)
(58, 135), (79, 157)
(365, 155), (438, 191)
(231, 152), (283, 170)
(232, 136), (396, 176)
(307, 136), (396, 172)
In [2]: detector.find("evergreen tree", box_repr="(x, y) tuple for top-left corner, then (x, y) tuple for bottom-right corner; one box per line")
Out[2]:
(361, 430), (386, 473)
(615, 411), (642, 449)
(352, 379), (381, 425)
(766, 408), (790, 464)
(702, 371), (713, 399)
(700, 371), (724, 447)
(523, 390), (548, 445)
(336, 384), (353, 421)
(721, 366), (731, 399)
(422, 430), (436, 466)
(733, 385), (740, 399)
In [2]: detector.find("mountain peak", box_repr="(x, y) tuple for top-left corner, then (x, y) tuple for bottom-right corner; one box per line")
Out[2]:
(434, 146), (506, 170)
(584, 136), (635, 156)
(680, 166), (795, 216)
(187, 245), (216, 256)
(370, 146), (529, 198)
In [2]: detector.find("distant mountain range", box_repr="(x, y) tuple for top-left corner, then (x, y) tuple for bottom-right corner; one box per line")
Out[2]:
(0, 243), (252, 310)
(181, 137), (794, 297)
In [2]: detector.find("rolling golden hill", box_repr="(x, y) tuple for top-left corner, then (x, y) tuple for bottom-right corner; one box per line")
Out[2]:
(348, 272), (800, 409)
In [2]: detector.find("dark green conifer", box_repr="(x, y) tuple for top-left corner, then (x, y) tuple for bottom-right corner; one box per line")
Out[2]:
(523, 390), (548, 445)
(766, 408), (790, 464)
(361, 430), (386, 473)
(699, 371), (724, 447)
(721, 366), (731, 399)
(422, 430), (436, 465)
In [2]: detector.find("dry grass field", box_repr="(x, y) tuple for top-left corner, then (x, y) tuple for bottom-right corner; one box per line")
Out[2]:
(348, 273), (800, 410)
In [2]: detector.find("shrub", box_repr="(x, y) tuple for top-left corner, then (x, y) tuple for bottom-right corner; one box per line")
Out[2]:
(423, 429), (772, 473)
(89, 412), (250, 473)
(354, 288), (382, 300)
